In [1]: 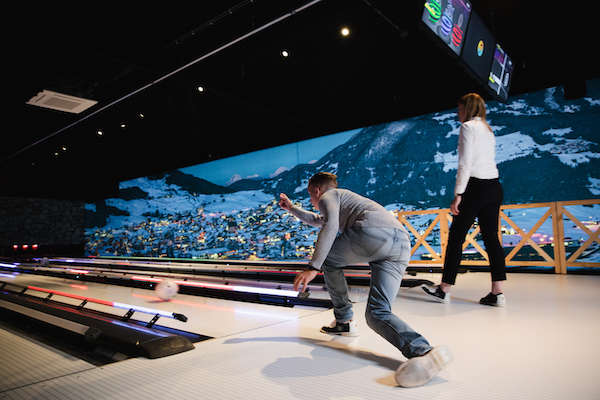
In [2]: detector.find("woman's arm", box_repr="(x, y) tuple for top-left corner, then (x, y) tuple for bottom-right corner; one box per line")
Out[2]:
(454, 123), (475, 196)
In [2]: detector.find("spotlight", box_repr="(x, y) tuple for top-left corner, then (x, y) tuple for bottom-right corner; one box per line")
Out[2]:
(97, 129), (103, 136)
(197, 86), (205, 93)
(340, 27), (350, 37)
(137, 112), (144, 119)
(281, 49), (289, 58)
(120, 123), (126, 129)
(61, 145), (67, 151)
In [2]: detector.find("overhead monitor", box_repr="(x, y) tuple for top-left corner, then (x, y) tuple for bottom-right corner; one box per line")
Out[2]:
(460, 11), (496, 84)
(421, 0), (472, 56)
(488, 43), (514, 101)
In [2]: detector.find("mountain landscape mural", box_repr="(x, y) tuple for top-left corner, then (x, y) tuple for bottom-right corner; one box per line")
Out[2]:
(85, 79), (600, 264)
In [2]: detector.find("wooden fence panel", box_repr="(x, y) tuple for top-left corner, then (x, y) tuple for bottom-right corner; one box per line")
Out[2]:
(397, 199), (600, 274)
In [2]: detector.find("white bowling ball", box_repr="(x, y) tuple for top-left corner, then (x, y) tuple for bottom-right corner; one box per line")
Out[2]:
(155, 279), (179, 300)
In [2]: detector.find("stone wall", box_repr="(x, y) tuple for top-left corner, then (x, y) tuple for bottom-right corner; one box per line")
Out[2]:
(0, 196), (85, 248)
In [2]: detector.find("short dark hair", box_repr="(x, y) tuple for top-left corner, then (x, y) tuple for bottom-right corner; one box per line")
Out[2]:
(308, 172), (338, 189)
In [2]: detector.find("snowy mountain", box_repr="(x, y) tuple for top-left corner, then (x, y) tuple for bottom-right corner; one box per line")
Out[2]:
(252, 80), (600, 208)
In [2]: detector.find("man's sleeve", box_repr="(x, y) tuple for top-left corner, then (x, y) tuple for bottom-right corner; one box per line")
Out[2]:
(308, 194), (340, 270)
(288, 204), (324, 227)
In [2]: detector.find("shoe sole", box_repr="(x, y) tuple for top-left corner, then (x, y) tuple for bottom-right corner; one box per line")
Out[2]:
(480, 301), (505, 307)
(319, 328), (359, 337)
(395, 346), (453, 388)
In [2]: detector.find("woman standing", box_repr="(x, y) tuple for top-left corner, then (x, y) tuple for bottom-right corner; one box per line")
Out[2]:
(423, 93), (506, 306)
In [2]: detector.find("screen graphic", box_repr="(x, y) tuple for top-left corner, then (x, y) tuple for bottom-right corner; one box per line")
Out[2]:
(488, 43), (514, 101)
(460, 11), (496, 83)
(422, 0), (472, 56)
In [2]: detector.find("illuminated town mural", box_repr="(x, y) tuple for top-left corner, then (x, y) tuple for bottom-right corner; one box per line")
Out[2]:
(85, 80), (600, 264)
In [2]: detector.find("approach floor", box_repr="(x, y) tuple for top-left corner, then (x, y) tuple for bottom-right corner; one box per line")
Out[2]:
(1, 270), (599, 400)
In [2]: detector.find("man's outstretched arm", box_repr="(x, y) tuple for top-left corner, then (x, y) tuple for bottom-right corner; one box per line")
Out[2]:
(279, 193), (324, 227)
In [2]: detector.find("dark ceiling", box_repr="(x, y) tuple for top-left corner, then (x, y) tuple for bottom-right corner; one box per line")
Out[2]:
(3, 0), (595, 200)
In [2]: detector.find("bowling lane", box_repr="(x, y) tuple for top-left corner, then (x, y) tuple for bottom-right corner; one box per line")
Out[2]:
(1, 272), (327, 339)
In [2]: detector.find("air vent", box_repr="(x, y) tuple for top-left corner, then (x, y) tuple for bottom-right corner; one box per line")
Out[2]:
(26, 90), (98, 114)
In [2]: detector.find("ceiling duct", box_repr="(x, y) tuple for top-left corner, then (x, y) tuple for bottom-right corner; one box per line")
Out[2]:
(26, 90), (97, 114)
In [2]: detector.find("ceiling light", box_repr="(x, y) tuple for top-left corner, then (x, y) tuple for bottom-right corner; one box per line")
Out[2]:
(61, 146), (67, 151)
(197, 86), (205, 92)
(137, 112), (144, 119)
(340, 27), (350, 37)
(97, 130), (103, 136)
(281, 50), (289, 58)
(120, 123), (126, 129)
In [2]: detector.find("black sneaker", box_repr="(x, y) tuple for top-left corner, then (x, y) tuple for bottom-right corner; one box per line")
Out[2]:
(479, 292), (506, 307)
(422, 285), (450, 303)
(320, 320), (359, 337)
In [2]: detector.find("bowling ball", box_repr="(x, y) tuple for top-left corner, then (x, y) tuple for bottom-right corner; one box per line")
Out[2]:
(155, 279), (179, 300)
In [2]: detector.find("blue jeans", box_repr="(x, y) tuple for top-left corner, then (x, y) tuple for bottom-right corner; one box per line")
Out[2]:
(322, 226), (432, 358)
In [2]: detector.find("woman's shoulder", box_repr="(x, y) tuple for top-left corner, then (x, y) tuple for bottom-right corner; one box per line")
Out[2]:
(462, 117), (489, 132)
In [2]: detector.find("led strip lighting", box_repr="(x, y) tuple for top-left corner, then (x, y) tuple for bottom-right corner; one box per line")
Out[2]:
(1, 282), (187, 322)
(0, 263), (310, 297)
(131, 275), (301, 297)
(33, 258), (371, 278)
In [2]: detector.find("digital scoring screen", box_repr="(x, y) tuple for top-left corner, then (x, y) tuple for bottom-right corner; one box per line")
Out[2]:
(422, 0), (472, 56)
(460, 11), (496, 83)
(488, 43), (514, 101)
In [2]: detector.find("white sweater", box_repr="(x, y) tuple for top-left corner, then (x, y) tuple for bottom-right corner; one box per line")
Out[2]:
(454, 117), (499, 195)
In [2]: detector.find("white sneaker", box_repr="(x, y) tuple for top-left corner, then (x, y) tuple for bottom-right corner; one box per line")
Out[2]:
(320, 320), (359, 337)
(395, 346), (453, 388)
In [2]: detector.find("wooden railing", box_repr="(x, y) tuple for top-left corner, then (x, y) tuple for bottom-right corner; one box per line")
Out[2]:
(397, 199), (600, 274)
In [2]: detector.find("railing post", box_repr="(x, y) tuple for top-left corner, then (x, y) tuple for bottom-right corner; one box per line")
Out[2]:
(551, 202), (567, 274)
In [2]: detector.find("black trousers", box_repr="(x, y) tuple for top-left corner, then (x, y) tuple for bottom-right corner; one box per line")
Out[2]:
(442, 177), (506, 285)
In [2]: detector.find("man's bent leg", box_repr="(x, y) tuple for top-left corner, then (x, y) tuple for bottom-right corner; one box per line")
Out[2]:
(366, 258), (432, 358)
(364, 229), (432, 358)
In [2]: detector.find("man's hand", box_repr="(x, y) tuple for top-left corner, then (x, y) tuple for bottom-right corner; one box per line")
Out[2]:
(450, 195), (462, 215)
(293, 269), (318, 293)
(279, 193), (293, 211)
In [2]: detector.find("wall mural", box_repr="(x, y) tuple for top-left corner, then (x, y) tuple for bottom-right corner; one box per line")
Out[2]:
(85, 79), (600, 264)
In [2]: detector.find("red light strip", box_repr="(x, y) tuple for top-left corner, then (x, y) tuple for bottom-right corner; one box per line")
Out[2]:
(69, 284), (89, 290)
(23, 284), (184, 320)
(27, 285), (114, 306)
